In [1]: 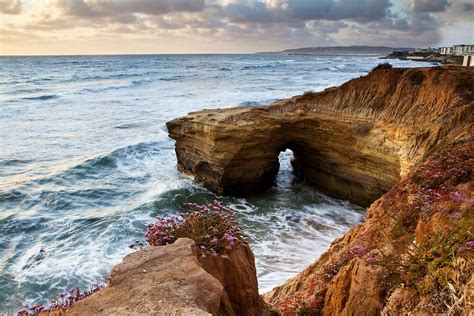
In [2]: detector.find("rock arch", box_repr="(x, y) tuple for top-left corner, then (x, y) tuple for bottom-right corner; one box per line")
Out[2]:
(167, 106), (401, 206)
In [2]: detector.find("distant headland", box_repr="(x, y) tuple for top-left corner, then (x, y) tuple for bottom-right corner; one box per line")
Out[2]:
(256, 45), (413, 56)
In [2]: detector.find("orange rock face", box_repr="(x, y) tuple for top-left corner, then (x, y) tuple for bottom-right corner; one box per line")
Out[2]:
(167, 66), (473, 205)
(199, 240), (266, 315)
(264, 141), (473, 315)
(65, 238), (265, 315)
(166, 66), (473, 314)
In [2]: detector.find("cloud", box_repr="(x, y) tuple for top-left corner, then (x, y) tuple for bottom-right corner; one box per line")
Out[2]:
(463, 3), (474, 11)
(0, 0), (22, 14)
(411, 0), (451, 13)
(283, 0), (391, 22)
(0, 0), (472, 54)
(434, 1), (474, 24)
(57, 0), (205, 17)
(217, 0), (392, 24)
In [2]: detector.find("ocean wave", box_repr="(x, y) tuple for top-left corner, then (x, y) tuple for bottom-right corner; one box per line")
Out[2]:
(239, 101), (260, 106)
(114, 122), (144, 129)
(80, 77), (152, 93)
(241, 64), (275, 70)
(239, 98), (279, 106)
(0, 159), (33, 167)
(131, 78), (152, 85)
(0, 189), (28, 206)
(34, 141), (162, 186)
(159, 75), (184, 81)
(219, 67), (232, 71)
(22, 95), (58, 101)
(0, 78), (52, 85)
(88, 72), (158, 81)
(3, 88), (44, 95)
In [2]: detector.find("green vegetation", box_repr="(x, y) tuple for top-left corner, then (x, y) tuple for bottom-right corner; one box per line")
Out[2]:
(400, 219), (473, 313)
(410, 71), (425, 85)
(372, 63), (393, 71)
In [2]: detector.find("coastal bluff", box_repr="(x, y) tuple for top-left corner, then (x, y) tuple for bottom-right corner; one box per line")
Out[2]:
(166, 66), (473, 205)
(166, 65), (473, 314)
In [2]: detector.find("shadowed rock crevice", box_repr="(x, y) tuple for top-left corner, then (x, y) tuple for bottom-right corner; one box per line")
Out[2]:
(167, 67), (473, 206)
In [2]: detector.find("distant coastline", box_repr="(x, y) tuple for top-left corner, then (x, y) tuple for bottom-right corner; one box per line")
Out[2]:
(256, 45), (413, 56)
(382, 50), (464, 64)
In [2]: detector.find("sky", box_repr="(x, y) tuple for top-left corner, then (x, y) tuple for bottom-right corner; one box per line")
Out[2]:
(0, 0), (473, 55)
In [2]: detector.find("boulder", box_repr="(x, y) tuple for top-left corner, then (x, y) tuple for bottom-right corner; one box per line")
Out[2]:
(65, 238), (265, 315)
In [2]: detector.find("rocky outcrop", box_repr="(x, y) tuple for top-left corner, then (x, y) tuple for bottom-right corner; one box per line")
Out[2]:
(65, 238), (265, 315)
(167, 66), (473, 205)
(199, 241), (265, 315)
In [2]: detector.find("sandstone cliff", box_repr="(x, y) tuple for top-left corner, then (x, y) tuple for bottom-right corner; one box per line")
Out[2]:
(167, 66), (473, 205)
(264, 140), (473, 314)
(167, 66), (473, 314)
(65, 238), (265, 315)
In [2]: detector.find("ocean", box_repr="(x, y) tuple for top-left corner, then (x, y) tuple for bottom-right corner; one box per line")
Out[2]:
(0, 54), (425, 312)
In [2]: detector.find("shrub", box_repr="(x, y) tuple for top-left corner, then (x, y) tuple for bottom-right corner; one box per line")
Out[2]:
(303, 90), (315, 96)
(16, 284), (103, 315)
(398, 219), (473, 313)
(444, 256), (473, 314)
(372, 63), (393, 71)
(144, 201), (242, 257)
(410, 72), (425, 85)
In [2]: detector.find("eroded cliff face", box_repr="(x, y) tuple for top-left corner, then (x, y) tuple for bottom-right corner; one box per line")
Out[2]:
(166, 66), (473, 314)
(264, 140), (473, 315)
(167, 66), (473, 205)
(65, 238), (265, 315)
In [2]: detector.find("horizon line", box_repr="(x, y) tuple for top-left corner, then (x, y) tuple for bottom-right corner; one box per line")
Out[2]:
(0, 45), (425, 57)
(0, 52), (259, 57)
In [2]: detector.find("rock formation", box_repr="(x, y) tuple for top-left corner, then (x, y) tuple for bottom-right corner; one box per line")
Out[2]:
(167, 66), (473, 314)
(65, 238), (265, 315)
(264, 140), (473, 315)
(167, 66), (473, 205)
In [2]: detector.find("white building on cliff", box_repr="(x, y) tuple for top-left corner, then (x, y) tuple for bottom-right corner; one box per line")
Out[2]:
(453, 44), (474, 56)
(463, 52), (474, 67)
(440, 47), (453, 55)
(440, 44), (474, 56)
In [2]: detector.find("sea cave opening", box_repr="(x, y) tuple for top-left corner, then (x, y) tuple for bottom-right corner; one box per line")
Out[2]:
(273, 147), (303, 192)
